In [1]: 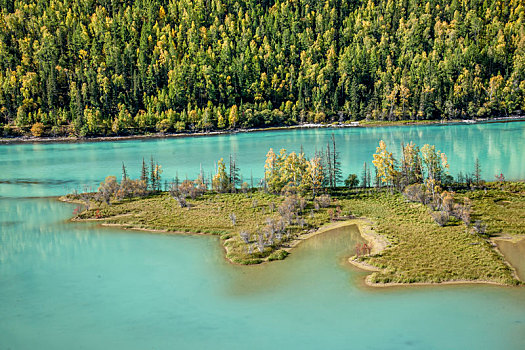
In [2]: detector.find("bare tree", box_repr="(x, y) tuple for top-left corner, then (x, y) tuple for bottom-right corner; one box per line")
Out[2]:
(473, 220), (487, 235)
(256, 232), (265, 253)
(240, 231), (250, 244)
(96, 176), (119, 205)
(229, 213), (236, 226)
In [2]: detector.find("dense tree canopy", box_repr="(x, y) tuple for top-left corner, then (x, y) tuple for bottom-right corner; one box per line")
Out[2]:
(1, 0), (524, 136)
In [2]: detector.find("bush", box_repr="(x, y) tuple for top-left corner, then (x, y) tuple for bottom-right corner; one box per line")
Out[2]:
(430, 210), (449, 226)
(344, 174), (359, 189)
(473, 220), (487, 235)
(239, 231), (250, 244)
(315, 194), (331, 208)
(403, 183), (426, 203)
(30, 122), (45, 137)
(268, 249), (289, 261)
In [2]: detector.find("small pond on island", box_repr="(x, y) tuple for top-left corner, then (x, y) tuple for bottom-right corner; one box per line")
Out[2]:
(1, 121), (525, 349)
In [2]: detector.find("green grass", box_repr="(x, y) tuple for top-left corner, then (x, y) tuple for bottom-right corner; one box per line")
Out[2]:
(65, 183), (524, 285)
(336, 187), (522, 285)
(73, 191), (334, 264)
(463, 182), (525, 237)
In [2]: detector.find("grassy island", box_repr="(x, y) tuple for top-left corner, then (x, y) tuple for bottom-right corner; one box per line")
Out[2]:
(63, 139), (524, 286)
(63, 181), (524, 286)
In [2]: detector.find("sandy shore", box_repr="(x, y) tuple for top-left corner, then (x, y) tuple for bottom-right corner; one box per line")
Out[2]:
(283, 219), (379, 252)
(345, 217), (389, 273)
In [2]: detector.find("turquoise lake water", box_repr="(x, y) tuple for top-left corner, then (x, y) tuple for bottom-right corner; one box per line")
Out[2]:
(1, 122), (524, 349)
(1, 121), (524, 197)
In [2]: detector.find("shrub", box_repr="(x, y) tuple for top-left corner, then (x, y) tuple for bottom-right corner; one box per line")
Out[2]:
(173, 195), (188, 208)
(315, 194), (331, 208)
(473, 220), (487, 235)
(239, 231), (251, 244)
(453, 198), (472, 226)
(268, 249), (289, 261)
(430, 210), (449, 226)
(229, 212), (236, 226)
(403, 183), (426, 203)
(441, 191), (455, 215)
(30, 122), (45, 137)
(344, 174), (360, 189)
(297, 196), (307, 213)
(279, 195), (298, 217)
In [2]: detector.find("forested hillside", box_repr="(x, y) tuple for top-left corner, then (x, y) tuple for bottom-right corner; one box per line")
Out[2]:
(1, 0), (524, 137)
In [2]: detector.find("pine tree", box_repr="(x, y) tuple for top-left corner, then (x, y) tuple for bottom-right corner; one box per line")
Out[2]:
(229, 154), (240, 192)
(473, 158), (482, 185)
(150, 156), (156, 191)
(331, 134), (342, 187)
(122, 162), (128, 181)
(366, 165), (371, 189)
(175, 171), (180, 188)
(374, 167), (381, 189)
(141, 158), (149, 188)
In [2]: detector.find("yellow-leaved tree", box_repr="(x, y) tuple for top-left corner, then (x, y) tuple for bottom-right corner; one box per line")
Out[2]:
(372, 140), (398, 188)
(212, 158), (230, 193)
(401, 141), (423, 185)
(421, 144), (449, 183)
(228, 105), (238, 129)
(303, 156), (324, 198)
(281, 151), (308, 193)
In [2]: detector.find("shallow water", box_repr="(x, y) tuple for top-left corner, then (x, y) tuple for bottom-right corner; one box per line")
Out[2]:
(1, 122), (525, 349)
(496, 238), (525, 282)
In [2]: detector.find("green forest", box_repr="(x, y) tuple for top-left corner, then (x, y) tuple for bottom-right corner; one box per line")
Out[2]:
(1, 0), (524, 137)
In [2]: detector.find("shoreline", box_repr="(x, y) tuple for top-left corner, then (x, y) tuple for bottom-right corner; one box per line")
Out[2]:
(67, 211), (371, 265)
(2, 116), (524, 145)
(63, 199), (384, 267)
